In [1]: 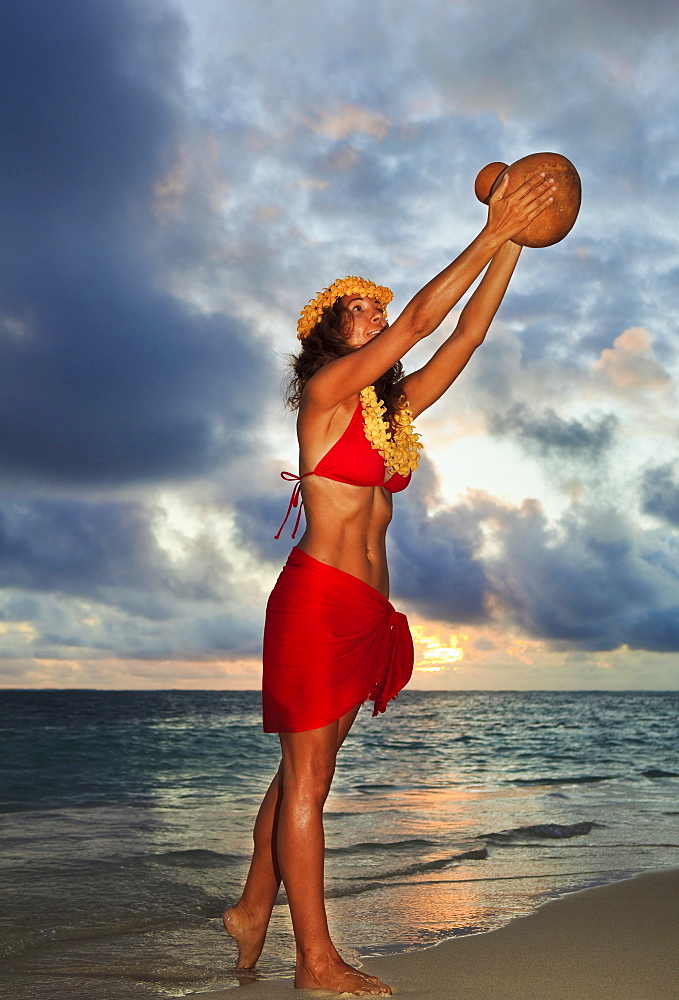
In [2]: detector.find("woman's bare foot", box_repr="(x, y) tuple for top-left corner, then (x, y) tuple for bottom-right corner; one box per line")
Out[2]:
(295, 956), (391, 995)
(223, 902), (268, 969)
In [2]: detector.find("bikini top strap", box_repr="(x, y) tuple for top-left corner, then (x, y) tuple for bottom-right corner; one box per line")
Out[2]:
(274, 471), (312, 540)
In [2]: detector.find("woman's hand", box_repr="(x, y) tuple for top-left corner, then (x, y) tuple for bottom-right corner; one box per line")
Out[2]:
(484, 172), (556, 246)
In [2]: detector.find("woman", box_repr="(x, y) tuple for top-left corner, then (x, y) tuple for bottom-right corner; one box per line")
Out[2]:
(224, 171), (556, 995)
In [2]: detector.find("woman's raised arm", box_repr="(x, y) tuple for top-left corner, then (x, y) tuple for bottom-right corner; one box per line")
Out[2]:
(304, 172), (554, 412)
(402, 240), (522, 418)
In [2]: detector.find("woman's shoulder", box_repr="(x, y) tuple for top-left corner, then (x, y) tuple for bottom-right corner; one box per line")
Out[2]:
(299, 391), (359, 428)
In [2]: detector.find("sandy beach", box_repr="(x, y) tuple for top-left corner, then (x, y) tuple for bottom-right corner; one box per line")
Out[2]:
(213, 869), (679, 999)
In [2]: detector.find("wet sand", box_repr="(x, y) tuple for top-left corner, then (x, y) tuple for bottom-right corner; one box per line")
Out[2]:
(212, 868), (679, 998)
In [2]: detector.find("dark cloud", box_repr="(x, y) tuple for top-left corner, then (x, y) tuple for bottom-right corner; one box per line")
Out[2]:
(488, 501), (661, 648)
(391, 486), (679, 653)
(641, 464), (679, 528)
(456, 326), (619, 465)
(490, 404), (617, 459)
(388, 459), (489, 622)
(0, 0), (274, 486)
(0, 496), (167, 598)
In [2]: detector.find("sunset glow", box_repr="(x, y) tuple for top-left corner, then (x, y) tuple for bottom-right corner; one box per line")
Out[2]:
(412, 626), (465, 673)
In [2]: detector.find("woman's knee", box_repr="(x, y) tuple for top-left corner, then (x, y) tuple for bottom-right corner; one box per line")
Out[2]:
(280, 747), (336, 802)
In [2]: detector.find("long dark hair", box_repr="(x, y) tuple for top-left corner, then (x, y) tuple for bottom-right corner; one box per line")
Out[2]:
(286, 299), (406, 425)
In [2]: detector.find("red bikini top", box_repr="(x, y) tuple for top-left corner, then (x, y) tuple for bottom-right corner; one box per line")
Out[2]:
(275, 400), (412, 539)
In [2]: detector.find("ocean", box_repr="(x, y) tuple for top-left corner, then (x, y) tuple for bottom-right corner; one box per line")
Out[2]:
(1, 689), (678, 999)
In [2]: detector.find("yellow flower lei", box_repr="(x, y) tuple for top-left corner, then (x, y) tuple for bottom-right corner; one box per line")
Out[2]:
(360, 385), (422, 477)
(297, 276), (393, 340)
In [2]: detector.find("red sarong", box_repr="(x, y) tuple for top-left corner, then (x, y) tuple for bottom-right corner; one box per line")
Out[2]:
(262, 547), (413, 733)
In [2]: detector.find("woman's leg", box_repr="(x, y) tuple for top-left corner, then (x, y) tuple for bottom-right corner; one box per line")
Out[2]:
(223, 704), (363, 971)
(223, 767), (283, 969)
(277, 715), (391, 994)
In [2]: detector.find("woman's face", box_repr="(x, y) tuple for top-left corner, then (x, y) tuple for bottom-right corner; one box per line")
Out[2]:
(340, 295), (387, 349)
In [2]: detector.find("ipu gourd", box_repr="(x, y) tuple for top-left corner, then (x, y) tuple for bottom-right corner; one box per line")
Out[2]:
(474, 152), (581, 248)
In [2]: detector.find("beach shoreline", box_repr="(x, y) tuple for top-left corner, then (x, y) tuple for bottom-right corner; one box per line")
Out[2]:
(208, 868), (679, 999)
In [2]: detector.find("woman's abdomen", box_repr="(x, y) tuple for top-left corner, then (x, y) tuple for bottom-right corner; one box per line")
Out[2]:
(296, 479), (392, 597)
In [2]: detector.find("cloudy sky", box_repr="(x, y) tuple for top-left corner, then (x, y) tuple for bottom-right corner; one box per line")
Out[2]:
(1, 0), (678, 691)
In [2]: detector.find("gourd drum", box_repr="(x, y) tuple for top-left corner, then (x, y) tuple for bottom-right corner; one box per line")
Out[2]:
(474, 152), (581, 248)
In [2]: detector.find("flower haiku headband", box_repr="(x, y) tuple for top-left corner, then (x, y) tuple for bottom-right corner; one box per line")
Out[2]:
(296, 276), (393, 340)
